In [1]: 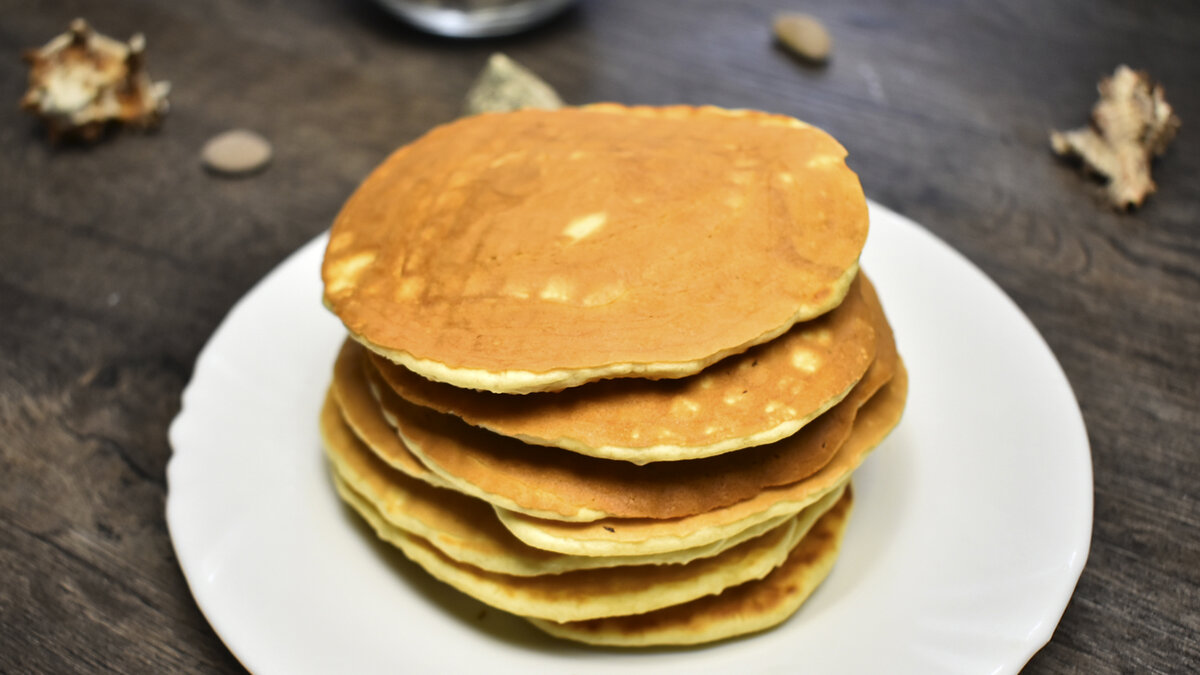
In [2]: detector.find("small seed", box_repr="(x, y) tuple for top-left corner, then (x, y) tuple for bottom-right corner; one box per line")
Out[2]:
(201, 129), (272, 176)
(774, 13), (832, 64)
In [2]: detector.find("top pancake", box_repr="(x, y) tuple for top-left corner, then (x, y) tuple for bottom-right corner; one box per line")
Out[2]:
(322, 104), (869, 393)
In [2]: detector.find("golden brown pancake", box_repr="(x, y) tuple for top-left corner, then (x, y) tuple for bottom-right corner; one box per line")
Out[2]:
(368, 357), (883, 521)
(331, 466), (845, 624)
(360, 280), (896, 521)
(322, 387), (839, 573)
(368, 275), (876, 464)
(528, 487), (853, 646)
(329, 336), (446, 488)
(322, 105), (869, 393)
(499, 360), (905, 556)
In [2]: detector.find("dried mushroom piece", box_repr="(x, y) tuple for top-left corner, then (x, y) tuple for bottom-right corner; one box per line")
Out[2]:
(20, 18), (170, 142)
(1050, 65), (1180, 209)
(463, 53), (563, 116)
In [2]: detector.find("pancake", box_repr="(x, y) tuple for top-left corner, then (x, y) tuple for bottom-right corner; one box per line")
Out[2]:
(358, 275), (897, 522)
(368, 275), (876, 464)
(329, 337), (447, 488)
(332, 466), (846, 623)
(498, 360), (905, 556)
(528, 487), (853, 646)
(323, 389), (840, 574)
(369, 356), (884, 522)
(322, 104), (869, 393)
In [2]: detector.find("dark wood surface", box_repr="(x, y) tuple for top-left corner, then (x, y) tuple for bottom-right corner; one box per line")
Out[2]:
(2, 1), (1197, 672)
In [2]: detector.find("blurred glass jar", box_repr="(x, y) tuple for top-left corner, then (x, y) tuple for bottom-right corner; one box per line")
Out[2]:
(375, 0), (577, 37)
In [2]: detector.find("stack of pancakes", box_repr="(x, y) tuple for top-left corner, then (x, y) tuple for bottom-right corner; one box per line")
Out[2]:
(318, 104), (907, 646)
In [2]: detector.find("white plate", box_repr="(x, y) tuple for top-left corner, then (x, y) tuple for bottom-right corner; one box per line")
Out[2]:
(167, 201), (1092, 674)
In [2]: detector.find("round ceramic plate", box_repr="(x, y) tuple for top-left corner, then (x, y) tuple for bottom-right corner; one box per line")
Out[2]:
(167, 201), (1092, 674)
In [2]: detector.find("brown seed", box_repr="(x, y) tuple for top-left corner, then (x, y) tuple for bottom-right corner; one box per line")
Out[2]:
(201, 129), (272, 176)
(774, 13), (832, 64)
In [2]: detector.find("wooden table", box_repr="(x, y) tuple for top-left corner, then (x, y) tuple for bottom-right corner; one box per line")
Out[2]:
(2, 1), (1197, 672)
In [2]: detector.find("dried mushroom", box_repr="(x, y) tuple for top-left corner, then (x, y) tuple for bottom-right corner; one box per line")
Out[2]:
(20, 18), (170, 142)
(1050, 65), (1180, 209)
(463, 53), (563, 116)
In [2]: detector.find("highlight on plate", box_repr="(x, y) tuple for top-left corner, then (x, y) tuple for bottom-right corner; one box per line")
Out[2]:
(317, 104), (907, 646)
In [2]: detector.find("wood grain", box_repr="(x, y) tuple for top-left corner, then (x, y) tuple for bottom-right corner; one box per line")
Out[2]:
(1, 0), (1197, 672)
